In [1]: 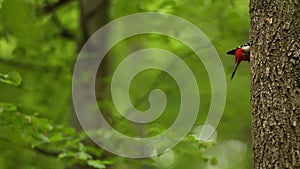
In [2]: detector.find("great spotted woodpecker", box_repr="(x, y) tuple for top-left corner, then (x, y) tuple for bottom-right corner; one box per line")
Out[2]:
(226, 42), (250, 79)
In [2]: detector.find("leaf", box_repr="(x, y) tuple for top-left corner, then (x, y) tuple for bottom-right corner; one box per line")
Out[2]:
(58, 152), (76, 159)
(32, 118), (54, 132)
(37, 133), (50, 142)
(85, 146), (104, 157)
(0, 71), (22, 86)
(66, 138), (81, 149)
(49, 133), (64, 142)
(87, 160), (106, 169)
(0, 102), (18, 113)
(77, 151), (92, 161)
(101, 160), (114, 165)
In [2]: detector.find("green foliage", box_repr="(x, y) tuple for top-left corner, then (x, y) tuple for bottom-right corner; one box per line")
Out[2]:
(0, 73), (113, 168)
(0, 71), (21, 86)
(137, 0), (177, 13)
(87, 160), (106, 169)
(0, 111), (107, 168)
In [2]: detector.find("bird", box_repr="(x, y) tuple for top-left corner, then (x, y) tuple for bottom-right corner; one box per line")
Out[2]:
(226, 42), (250, 79)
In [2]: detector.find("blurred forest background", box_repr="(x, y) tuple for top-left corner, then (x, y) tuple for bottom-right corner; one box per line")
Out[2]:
(0, 0), (251, 169)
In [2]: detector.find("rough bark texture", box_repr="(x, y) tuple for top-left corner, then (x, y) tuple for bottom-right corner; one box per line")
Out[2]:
(249, 0), (300, 168)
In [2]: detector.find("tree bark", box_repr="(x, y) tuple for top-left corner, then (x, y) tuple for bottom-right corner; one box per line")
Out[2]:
(249, 0), (300, 168)
(79, 0), (111, 105)
(71, 0), (110, 129)
(69, 0), (111, 169)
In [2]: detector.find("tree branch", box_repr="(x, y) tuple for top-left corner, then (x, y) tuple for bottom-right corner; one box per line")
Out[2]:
(51, 13), (76, 40)
(0, 136), (59, 157)
(42, 0), (73, 14)
(33, 146), (60, 157)
(0, 57), (66, 73)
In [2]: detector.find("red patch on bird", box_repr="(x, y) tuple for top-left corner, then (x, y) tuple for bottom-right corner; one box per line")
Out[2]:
(234, 48), (244, 58)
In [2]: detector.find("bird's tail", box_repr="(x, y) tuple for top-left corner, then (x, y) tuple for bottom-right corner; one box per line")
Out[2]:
(231, 62), (240, 80)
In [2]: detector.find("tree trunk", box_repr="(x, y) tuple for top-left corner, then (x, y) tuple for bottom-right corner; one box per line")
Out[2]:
(79, 0), (111, 93)
(249, 0), (300, 168)
(69, 0), (111, 169)
(71, 0), (110, 129)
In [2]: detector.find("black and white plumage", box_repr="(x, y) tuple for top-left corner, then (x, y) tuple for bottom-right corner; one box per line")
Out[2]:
(226, 42), (251, 55)
(226, 42), (251, 79)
